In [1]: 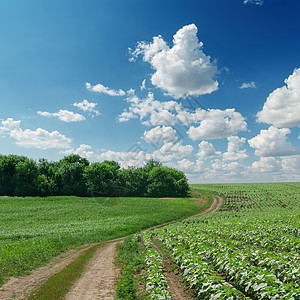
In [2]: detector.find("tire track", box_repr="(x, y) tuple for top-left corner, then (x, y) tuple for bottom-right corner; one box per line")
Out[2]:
(64, 241), (121, 300)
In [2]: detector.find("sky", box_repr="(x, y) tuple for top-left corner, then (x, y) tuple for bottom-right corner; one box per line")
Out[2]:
(0, 0), (300, 183)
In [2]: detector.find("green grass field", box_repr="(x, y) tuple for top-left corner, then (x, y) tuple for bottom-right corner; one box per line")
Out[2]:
(0, 195), (210, 286)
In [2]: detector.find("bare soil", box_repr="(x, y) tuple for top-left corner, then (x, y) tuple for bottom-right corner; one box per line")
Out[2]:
(64, 241), (121, 300)
(0, 244), (96, 300)
(153, 240), (194, 300)
(190, 195), (223, 217)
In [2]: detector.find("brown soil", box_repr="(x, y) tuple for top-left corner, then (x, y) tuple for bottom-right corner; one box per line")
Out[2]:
(190, 195), (223, 217)
(64, 241), (121, 300)
(153, 240), (194, 300)
(0, 244), (96, 300)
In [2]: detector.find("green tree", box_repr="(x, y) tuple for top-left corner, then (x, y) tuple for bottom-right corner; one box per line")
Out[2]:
(119, 167), (148, 196)
(55, 155), (90, 196)
(84, 160), (121, 196)
(37, 158), (58, 196)
(0, 155), (27, 196)
(13, 158), (39, 196)
(147, 166), (189, 197)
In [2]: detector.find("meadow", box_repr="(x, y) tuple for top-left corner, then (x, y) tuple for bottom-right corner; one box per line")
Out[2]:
(0, 195), (207, 286)
(133, 182), (300, 299)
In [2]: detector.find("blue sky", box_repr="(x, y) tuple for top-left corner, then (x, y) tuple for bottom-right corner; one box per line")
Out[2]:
(1, 0), (300, 183)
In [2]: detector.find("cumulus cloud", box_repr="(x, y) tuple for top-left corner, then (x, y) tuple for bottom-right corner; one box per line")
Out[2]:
(62, 144), (95, 160)
(248, 126), (298, 157)
(281, 155), (300, 178)
(118, 91), (248, 141)
(187, 109), (247, 140)
(177, 158), (195, 171)
(202, 159), (245, 182)
(73, 99), (101, 116)
(130, 24), (218, 99)
(0, 118), (71, 149)
(153, 141), (194, 162)
(243, 0), (264, 5)
(118, 91), (180, 125)
(223, 136), (248, 161)
(37, 109), (85, 122)
(176, 158), (203, 173)
(86, 82), (126, 96)
(249, 157), (282, 173)
(176, 108), (207, 126)
(239, 82), (256, 89)
(143, 126), (178, 144)
(257, 68), (300, 127)
(118, 111), (138, 123)
(196, 141), (221, 160)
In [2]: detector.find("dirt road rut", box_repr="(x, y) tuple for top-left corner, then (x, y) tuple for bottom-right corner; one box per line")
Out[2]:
(64, 241), (121, 300)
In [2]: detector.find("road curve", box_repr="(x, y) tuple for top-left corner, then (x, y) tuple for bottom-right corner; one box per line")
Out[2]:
(0, 194), (223, 300)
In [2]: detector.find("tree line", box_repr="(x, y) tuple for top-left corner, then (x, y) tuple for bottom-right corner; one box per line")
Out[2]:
(0, 154), (189, 197)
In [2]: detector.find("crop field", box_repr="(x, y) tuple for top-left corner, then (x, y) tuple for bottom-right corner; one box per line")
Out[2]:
(0, 195), (205, 286)
(192, 182), (300, 211)
(135, 183), (300, 299)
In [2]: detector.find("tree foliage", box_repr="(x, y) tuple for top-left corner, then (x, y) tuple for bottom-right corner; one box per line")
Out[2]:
(0, 155), (189, 197)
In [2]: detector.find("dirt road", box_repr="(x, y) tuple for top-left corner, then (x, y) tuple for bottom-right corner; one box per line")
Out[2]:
(64, 241), (121, 300)
(0, 245), (95, 300)
(0, 194), (222, 300)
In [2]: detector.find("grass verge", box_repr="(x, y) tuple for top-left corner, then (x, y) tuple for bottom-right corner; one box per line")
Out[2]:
(115, 235), (147, 300)
(27, 244), (100, 300)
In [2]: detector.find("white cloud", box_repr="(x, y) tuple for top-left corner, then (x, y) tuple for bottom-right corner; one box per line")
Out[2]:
(187, 108), (247, 140)
(62, 144), (95, 160)
(118, 92), (248, 141)
(239, 82), (256, 89)
(0, 118), (71, 149)
(73, 99), (101, 116)
(281, 155), (300, 176)
(130, 24), (218, 99)
(175, 158), (203, 173)
(143, 126), (178, 144)
(99, 150), (143, 161)
(140, 79), (146, 91)
(118, 91), (180, 125)
(257, 68), (300, 127)
(176, 108), (207, 126)
(177, 158), (195, 172)
(243, 0), (264, 5)
(153, 141), (194, 162)
(118, 111), (137, 123)
(37, 109), (85, 122)
(248, 126), (298, 157)
(149, 110), (176, 126)
(202, 159), (245, 182)
(196, 141), (221, 160)
(86, 82), (126, 96)
(249, 157), (282, 173)
(223, 136), (248, 161)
